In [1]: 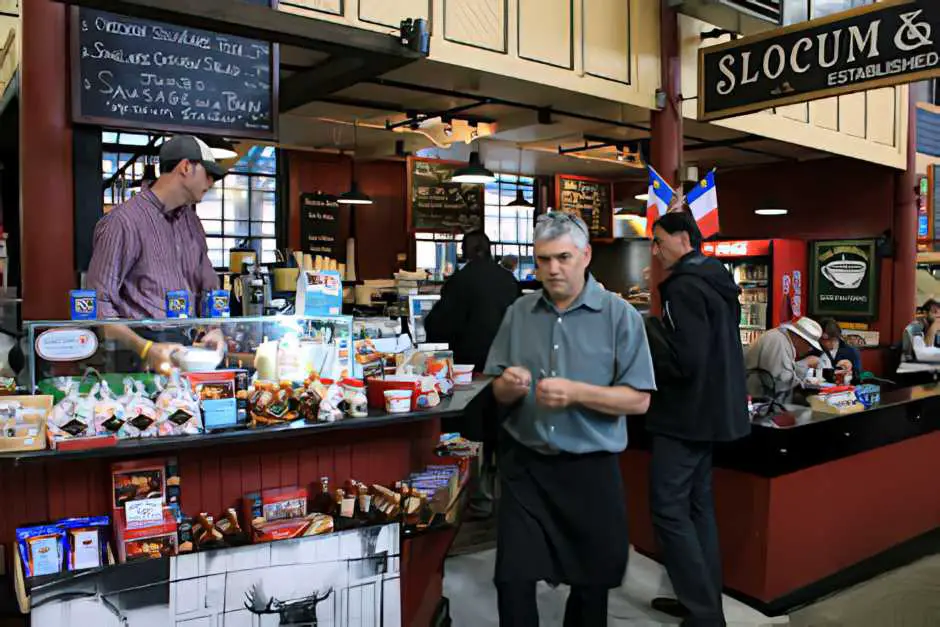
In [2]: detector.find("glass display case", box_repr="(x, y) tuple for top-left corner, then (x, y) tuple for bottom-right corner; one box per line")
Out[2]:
(24, 315), (354, 395)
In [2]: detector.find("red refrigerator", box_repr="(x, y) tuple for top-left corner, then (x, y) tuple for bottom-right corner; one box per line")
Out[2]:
(702, 239), (807, 348)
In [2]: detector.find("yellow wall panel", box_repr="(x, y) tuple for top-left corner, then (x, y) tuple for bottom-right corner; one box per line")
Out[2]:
(279, 0), (343, 17)
(518, 0), (572, 69)
(443, 0), (507, 53)
(582, 0), (630, 84)
(838, 93), (867, 139)
(866, 88), (898, 147)
(777, 104), (808, 124)
(811, 98), (840, 132)
(359, 0), (430, 29)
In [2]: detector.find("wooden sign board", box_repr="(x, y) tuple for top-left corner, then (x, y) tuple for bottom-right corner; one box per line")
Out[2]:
(407, 157), (484, 233)
(809, 239), (879, 319)
(71, 6), (277, 138)
(299, 192), (342, 260)
(699, 0), (940, 122)
(554, 174), (613, 241)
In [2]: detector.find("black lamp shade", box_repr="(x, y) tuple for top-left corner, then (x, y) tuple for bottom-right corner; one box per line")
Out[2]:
(337, 181), (374, 205)
(450, 151), (495, 184)
(507, 188), (533, 207)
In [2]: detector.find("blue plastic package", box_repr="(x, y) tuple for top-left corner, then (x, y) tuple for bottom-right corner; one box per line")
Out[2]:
(16, 524), (65, 578)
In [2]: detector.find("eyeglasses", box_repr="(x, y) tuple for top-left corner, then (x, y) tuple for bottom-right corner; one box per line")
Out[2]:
(536, 211), (589, 237)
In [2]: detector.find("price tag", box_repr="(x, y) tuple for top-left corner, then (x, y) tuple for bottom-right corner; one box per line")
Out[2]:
(125, 497), (164, 526)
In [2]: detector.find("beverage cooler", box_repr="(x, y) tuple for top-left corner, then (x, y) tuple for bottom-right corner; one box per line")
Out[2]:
(702, 239), (807, 348)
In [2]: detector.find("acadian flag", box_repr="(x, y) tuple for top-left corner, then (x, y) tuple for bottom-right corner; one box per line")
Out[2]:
(646, 165), (675, 238)
(687, 169), (719, 239)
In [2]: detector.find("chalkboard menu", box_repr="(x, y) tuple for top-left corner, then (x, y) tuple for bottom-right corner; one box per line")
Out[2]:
(300, 193), (342, 259)
(71, 7), (276, 138)
(554, 175), (613, 240)
(408, 157), (484, 233)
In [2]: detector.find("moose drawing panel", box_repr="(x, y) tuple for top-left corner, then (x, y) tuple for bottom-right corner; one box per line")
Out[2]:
(29, 523), (402, 627)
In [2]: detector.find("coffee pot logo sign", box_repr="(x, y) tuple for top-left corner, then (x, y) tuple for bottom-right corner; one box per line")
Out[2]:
(820, 245), (869, 290)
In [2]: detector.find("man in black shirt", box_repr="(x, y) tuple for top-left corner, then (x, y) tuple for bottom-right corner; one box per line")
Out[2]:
(645, 212), (750, 626)
(425, 231), (521, 517)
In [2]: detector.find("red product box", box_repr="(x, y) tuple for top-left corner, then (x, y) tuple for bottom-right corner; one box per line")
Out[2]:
(111, 460), (168, 510)
(242, 486), (309, 543)
(251, 519), (311, 543)
(114, 507), (178, 563)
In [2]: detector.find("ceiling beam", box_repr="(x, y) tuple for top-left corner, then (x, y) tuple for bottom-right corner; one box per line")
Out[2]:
(279, 54), (415, 113)
(683, 135), (764, 152)
(51, 0), (425, 60)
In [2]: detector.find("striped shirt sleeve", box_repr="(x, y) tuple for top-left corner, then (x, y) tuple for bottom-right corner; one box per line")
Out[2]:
(86, 212), (140, 319)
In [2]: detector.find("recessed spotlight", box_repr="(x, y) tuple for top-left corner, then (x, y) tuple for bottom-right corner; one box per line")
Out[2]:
(755, 208), (788, 216)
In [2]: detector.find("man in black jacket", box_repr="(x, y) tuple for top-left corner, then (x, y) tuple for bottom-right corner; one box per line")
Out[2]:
(645, 212), (750, 627)
(424, 231), (521, 517)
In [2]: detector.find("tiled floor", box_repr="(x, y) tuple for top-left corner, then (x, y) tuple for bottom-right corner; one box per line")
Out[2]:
(445, 546), (940, 626)
(443, 547), (787, 626)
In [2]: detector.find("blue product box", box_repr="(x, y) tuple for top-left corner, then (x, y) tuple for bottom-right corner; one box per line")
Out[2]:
(201, 290), (231, 318)
(70, 290), (97, 320)
(166, 290), (191, 319)
(297, 270), (343, 316)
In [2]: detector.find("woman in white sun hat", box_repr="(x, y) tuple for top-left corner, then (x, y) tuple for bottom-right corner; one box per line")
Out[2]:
(745, 316), (823, 403)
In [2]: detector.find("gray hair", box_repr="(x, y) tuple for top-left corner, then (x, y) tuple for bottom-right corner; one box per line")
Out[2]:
(534, 212), (590, 250)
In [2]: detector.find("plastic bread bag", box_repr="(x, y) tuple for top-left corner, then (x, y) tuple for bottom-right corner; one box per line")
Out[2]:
(125, 381), (159, 438)
(155, 370), (181, 412)
(94, 380), (127, 437)
(158, 373), (203, 436)
(59, 516), (110, 571)
(16, 524), (65, 578)
(49, 382), (95, 439)
(115, 378), (135, 408)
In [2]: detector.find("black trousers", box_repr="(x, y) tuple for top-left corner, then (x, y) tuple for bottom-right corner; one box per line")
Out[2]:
(496, 581), (608, 627)
(650, 434), (726, 627)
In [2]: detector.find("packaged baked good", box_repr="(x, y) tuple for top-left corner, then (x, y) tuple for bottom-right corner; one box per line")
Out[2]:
(48, 383), (94, 439)
(156, 371), (203, 436)
(125, 381), (159, 438)
(94, 381), (127, 437)
(303, 513), (334, 536)
(60, 516), (109, 571)
(16, 524), (65, 578)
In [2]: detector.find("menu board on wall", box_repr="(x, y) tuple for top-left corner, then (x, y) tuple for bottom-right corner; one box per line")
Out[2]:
(407, 157), (484, 233)
(930, 165), (940, 250)
(554, 175), (613, 240)
(71, 7), (276, 138)
(299, 192), (342, 259)
(809, 239), (879, 320)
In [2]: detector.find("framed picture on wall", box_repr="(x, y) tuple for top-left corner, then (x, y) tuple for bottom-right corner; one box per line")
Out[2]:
(808, 239), (879, 320)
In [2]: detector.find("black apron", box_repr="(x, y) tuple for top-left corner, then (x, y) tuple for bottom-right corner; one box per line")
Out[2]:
(495, 432), (629, 588)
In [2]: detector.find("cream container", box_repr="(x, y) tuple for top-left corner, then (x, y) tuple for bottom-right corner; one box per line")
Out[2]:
(384, 389), (413, 414)
(453, 365), (474, 386)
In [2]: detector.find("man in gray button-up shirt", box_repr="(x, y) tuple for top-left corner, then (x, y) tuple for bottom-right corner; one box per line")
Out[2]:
(484, 212), (655, 627)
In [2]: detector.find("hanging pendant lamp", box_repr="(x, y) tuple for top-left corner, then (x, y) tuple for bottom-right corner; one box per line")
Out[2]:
(507, 147), (533, 207)
(338, 120), (374, 205)
(450, 148), (495, 184)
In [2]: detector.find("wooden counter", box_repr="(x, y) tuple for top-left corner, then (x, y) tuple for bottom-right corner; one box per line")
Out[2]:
(0, 379), (491, 626)
(622, 384), (940, 615)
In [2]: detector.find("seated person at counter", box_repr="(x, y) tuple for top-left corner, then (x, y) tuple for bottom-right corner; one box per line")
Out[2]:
(86, 135), (228, 371)
(818, 319), (862, 383)
(901, 298), (940, 362)
(745, 317), (823, 402)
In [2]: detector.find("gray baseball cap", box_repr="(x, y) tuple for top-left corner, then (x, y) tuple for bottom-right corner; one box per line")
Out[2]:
(159, 135), (228, 179)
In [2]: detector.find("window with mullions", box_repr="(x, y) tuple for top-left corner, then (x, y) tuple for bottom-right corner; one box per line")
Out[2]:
(484, 174), (536, 280)
(101, 132), (278, 269)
